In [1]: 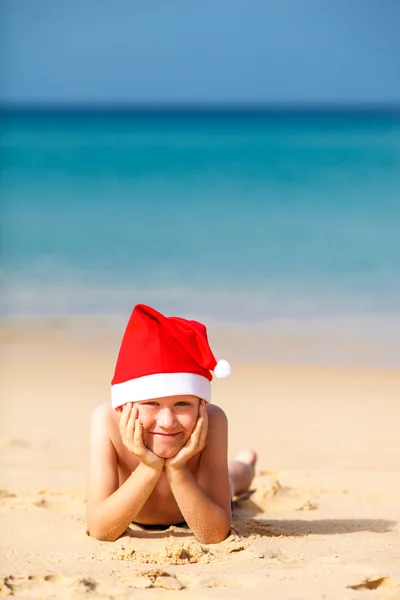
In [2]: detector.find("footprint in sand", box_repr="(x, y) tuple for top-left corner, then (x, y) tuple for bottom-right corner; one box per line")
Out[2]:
(0, 573), (120, 598)
(0, 438), (31, 450)
(295, 500), (318, 511)
(0, 573), (71, 597)
(347, 575), (400, 592)
(0, 491), (45, 511)
(0, 489), (84, 513)
(195, 574), (235, 589)
(0, 490), (17, 502)
(116, 568), (183, 590)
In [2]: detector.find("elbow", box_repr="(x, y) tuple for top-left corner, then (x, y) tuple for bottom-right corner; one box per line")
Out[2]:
(87, 530), (114, 543)
(197, 526), (231, 545)
(204, 531), (231, 545)
(86, 521), (121, 543)
(196, 515), (232, 545)
(86, 506), (121, 542)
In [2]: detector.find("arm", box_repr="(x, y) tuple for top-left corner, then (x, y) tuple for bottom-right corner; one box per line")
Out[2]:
(165, 403), (232, 544)
(86, 404), (163, 542)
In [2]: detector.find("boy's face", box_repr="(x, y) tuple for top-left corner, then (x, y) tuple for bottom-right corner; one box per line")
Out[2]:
(135, 394), (200, 458)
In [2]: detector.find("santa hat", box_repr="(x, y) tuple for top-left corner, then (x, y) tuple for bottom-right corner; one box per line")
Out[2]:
(111, 304), (231, 409)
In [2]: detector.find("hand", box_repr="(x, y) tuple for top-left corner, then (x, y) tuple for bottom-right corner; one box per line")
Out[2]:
(119, 403), (164, 470)
(165, 399), (208, 473)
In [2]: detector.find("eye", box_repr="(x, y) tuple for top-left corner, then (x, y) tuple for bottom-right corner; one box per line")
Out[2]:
(175, 401), (191, 407)
(141, 401), (159, 406)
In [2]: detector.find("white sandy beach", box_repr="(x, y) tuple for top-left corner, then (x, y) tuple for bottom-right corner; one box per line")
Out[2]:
(1, 319), (400, 599)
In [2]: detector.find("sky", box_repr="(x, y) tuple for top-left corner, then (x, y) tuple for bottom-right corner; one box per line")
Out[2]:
(1, 0), (400, 106)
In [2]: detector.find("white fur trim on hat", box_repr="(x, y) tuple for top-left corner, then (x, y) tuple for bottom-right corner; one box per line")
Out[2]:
(111, 372), (211, 408)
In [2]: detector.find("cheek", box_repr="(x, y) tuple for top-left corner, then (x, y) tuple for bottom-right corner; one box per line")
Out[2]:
(181, 413), (198, 435)
(136, 408), (154, 429)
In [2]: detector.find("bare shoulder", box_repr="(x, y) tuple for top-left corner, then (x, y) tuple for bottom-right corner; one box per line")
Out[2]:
(87, 403), (120, 507)
(90, 402), (119, 436)
(197, 404), (230, 504)
(91, 401), (114, 422)
(206, 403), (228, 429)
(204, 404), (228, 450)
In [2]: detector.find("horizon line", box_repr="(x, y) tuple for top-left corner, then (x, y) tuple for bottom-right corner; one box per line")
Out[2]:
(1, 101), (400, 114)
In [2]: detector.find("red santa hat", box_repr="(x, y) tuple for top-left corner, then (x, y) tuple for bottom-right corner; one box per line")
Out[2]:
(111, 304), (231, 409)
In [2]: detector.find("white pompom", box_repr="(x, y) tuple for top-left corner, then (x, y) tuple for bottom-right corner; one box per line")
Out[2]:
(214, 359), (231, 379)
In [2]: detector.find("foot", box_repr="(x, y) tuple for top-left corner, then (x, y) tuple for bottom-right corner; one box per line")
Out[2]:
(233, 449), (257, 476)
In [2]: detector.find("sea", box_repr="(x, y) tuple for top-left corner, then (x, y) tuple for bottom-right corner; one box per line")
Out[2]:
(1, 108), (400, 365)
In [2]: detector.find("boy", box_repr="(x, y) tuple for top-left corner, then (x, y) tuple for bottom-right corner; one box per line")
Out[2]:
(86, 304), (256, 544)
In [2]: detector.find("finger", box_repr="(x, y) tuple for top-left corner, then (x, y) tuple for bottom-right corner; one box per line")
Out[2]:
(201, 400), (208, 423)
(119, 402), (132, 433)
(124, 405), (137, 447)
(182, 419), (206, 458)
(203, 408), (209, 432)
(196, 410), (207, 436)
(127, 404), (137, 431)
(133, 418), (145, 449)
(192, 414), (204, 439)
(196, 404), (208, 446)
(185, 419), (204, 454)
(180, 424), (200, 454)
(199, 417), (208, 448)
(199, 399), (205, 417)
(199, 400), (209, 429)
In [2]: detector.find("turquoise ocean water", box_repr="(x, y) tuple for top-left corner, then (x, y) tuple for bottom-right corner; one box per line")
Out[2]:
(1, 109), (400, 364)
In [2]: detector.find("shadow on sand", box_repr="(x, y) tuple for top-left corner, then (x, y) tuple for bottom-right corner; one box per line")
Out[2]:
(235, 516), (396, 537)
(124, 522), (191, 540)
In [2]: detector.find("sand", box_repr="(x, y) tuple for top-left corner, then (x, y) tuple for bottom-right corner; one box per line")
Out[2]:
(1, 319), (400, 599)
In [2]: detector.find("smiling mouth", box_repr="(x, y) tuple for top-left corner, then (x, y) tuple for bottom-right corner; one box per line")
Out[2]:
(150, 432), (182, 438)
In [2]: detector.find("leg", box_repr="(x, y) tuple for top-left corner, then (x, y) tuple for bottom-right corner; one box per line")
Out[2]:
(228, 449), (257, 496)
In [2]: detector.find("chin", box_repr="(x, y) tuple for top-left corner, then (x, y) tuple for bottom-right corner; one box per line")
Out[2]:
(156, 450), (176, 459)
(153, 446), (179, 459)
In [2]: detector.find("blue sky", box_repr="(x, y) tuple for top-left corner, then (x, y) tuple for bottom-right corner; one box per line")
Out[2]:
(1, 0), (399, 105)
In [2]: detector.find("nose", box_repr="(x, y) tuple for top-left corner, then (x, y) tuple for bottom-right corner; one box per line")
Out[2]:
(157, 407), (178, 428)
